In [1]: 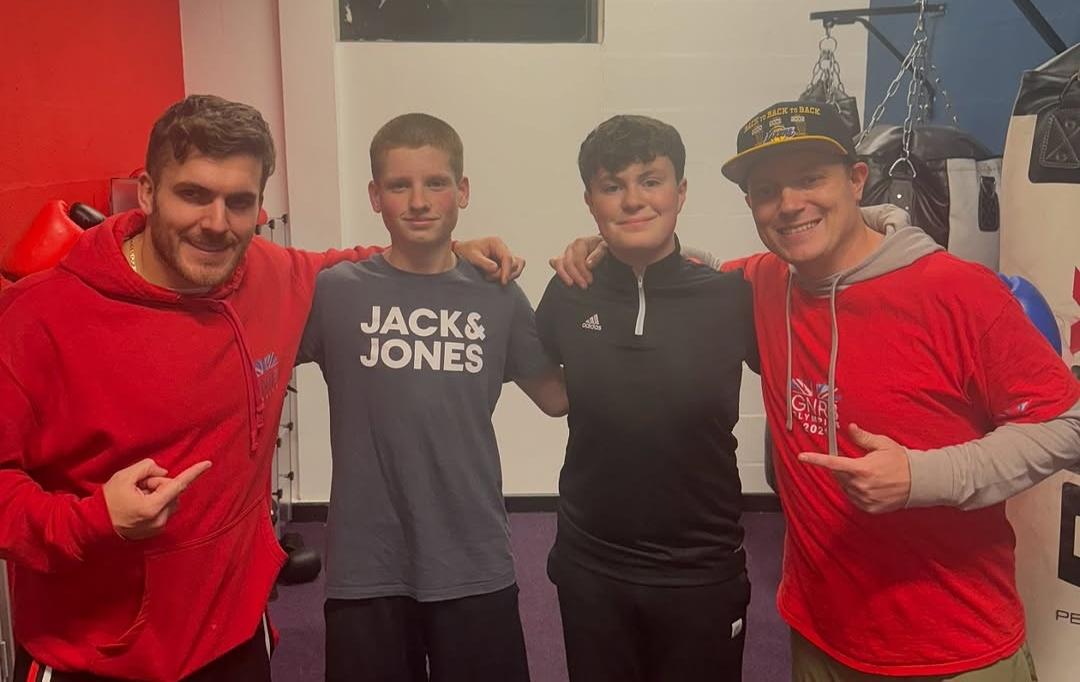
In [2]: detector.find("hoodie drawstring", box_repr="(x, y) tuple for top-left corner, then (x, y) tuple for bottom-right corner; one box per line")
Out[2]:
(218, 301), (265, 454)
(782, 271), (840, 455)
(827, 277), (841, 456)
(783, 210), (944, 458)
(785, 273), (794, 432)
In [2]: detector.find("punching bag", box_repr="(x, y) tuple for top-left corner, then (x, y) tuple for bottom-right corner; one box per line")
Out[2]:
(1000, 43), (1080, 682)
(858, 124), (1002, 269)
(798, 27), (861, 141)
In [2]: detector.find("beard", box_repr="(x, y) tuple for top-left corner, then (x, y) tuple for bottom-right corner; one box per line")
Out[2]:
(145, 212), (252, 291)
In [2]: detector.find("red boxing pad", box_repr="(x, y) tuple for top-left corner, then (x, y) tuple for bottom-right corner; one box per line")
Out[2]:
(0, 200), (83, 280)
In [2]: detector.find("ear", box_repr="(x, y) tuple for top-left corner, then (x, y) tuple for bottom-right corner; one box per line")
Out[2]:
(583, 188), (594, 211)
(849, 161), (870, 202)
(368, 180), (382, 213)
(457, 176), (470, 209)
(137, 172), (155, 215)
(676, 177), (688, 213)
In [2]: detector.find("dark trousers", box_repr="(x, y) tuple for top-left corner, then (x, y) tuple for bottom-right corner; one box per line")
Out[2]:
(325, 583), (531, 682)
(14, 616), (271, 682)
(554, 560), (750, 682)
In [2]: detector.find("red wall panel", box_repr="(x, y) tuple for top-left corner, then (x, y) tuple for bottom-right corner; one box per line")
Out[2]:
(0, 1), (184, 250)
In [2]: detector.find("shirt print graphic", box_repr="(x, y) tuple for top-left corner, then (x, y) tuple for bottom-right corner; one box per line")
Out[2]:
(358, 305), (487, 373)
(790, 378), (841, 437)
(254, 352), (280, 400)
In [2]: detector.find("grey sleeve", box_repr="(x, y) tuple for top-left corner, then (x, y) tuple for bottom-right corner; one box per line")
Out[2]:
(906, 398), (1080, 510)
(504, 282), (556, 382)
(682, 245), (725, 271)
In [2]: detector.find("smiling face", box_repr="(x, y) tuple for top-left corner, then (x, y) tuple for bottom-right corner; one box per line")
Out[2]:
(744, 148), (870, 279)
(137, 152), (262, 291)
(585, 156), (686, 268)
(368, 145), (469, 250)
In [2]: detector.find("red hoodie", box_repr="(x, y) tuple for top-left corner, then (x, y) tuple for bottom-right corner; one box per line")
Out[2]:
(0, 210), (380, 681)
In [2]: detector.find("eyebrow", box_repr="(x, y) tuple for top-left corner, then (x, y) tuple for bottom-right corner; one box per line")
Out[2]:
(637, 168), (665, 181)
(172, 181), (209, 193)
(172, 182), (257, 201)
(383, 173), (454, 184)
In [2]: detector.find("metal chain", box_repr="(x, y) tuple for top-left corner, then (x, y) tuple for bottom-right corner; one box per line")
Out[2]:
(928, 62), (960, 127)
(859, 0), (959, 155)
(858, 37), (920, 146)
(898, 2), (929, 170)
(829, 36), (849, 97)
(803, 24), (849, 104)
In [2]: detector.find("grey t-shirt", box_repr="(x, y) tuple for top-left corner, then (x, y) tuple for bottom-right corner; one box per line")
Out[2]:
(298, 254), (551, 601)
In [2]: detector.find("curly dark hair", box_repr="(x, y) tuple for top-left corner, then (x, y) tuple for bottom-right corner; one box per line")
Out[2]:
(578, 115), (685, 187)
(145, 94), (276, 193)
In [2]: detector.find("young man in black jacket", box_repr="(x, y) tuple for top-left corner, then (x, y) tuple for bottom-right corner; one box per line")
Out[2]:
(535, 115), (758, 682)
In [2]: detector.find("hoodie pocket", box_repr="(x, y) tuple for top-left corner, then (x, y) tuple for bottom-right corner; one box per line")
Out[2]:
(94, 500), (286, 680)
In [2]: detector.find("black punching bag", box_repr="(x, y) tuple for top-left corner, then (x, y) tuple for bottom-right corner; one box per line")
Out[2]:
(857, 124), (1002, 269)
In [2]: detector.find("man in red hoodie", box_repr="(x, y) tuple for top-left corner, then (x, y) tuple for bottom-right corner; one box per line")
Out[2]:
(0, 94), (520, 682)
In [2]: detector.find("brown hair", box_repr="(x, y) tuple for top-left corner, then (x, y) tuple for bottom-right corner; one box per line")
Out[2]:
(145, 94), (276, 193)
(578, 115), (686, 187)
(370, 113), (464, 181)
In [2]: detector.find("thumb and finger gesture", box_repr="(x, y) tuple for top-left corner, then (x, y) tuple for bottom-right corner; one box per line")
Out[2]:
(797, 423), (911, 514)
(105, 459), (212, 540)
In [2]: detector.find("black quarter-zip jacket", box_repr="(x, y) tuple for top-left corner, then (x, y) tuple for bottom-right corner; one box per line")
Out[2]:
(536, 244), (758, 586)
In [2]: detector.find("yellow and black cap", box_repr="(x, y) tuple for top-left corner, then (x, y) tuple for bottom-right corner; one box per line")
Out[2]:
(721, 101), (857, 187)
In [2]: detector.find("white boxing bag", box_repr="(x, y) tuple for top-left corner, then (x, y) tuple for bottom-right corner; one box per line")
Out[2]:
(1000, 43), (1080, 682)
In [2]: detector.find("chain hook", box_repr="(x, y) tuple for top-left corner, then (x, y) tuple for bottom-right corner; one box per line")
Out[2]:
(888, 157), (918, 179)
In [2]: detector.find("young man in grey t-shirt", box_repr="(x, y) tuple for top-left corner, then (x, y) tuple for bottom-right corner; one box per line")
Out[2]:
(298, 113), (566, 682)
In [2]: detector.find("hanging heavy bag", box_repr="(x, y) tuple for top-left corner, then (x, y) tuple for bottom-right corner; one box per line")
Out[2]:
(857, 124), (1002, 269)
(1000, 43), (1080, 682)
(1000, 42), (1080, 365)
(798, 29), (861, 140)
(853, 0), (1002, 270)
(802, 81), (861, 142)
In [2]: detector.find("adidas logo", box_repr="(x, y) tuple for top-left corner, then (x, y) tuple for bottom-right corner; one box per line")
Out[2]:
(581, 314), (602, 331)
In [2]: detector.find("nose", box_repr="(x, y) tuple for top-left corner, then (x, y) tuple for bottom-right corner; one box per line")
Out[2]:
(621, 185), (645, 212)
(408, 186), (430, 213)
(200, 198), (230, 234)
(777, 186), (804, 217)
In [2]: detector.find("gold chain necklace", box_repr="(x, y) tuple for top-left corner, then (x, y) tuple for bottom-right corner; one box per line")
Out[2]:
(125, 235), (138, 273)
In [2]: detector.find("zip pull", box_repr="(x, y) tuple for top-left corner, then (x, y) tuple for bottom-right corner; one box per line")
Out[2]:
(635, 274), (646, 336)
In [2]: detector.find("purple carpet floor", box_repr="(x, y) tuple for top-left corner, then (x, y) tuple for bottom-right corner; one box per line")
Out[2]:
(269, 512), (790, 681)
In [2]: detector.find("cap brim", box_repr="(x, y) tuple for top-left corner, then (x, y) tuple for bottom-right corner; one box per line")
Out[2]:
(721, 136), (852, 186)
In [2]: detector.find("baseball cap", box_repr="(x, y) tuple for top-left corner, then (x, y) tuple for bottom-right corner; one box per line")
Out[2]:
(721, 101), (857, 186)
